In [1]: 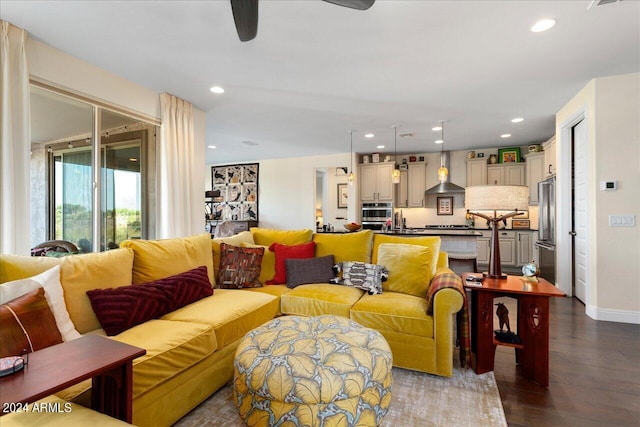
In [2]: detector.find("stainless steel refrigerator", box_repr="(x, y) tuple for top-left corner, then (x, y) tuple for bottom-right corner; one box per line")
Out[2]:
(536, 176), (556, 284)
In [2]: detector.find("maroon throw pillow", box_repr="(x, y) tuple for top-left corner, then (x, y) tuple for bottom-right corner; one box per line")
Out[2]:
(87, 266), (212, 336)
(216, 243), (264, 289)
(0, 288), (63, 357)
(266, 241), (316, 285)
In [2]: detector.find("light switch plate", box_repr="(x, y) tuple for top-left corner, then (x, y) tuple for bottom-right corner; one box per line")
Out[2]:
(609, 215), (636, 227)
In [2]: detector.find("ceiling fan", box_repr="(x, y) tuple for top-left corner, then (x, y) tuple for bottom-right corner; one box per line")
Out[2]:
(230, 0), (375, 42)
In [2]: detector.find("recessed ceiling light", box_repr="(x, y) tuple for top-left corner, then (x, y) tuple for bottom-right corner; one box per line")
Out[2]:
(210, 86), (225, 94)
(501, 134), (512, 138)
(432, 126), (442, 131)
(435, 139), (444, 144)
(207, 145), (217, 149)
(364, 133), (375, 138)
(511, 117), (524, 123)
(531, 18), (556, 33)
(377, 145), (385, 149)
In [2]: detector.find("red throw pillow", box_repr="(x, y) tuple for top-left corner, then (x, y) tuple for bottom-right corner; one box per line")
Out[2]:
(0, 288), (63, 357)
(87, 266), (213, 336)
(266, 241), (316, 285)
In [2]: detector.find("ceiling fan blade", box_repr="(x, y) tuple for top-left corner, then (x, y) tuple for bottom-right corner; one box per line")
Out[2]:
(322, 0), (375, 10)
(231, 0), (259, 42)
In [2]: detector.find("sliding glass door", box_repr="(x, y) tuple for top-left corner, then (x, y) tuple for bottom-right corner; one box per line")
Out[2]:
(30, 84), (157, 252)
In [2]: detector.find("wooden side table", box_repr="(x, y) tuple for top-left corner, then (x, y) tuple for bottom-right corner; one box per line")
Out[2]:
(0, 335), (145, 422)
(463, 273), (565, 387)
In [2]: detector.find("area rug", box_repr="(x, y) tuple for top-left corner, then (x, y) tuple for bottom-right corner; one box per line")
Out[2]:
(175, 366), (507, 427)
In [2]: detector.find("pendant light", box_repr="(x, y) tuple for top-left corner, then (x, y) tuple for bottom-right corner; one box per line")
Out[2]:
(437, 120), (449, 182)
(347, 130), (355, 185)
(391, 125), (400, 184)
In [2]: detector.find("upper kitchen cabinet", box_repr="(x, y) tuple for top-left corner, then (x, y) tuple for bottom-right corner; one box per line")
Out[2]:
(543, 135), (556, 177)
(466, 158), (487, 186)
(360, 162), (394, 202)
(525, 152), (545, 205)
(396, 169), (408, 208)
(407, 162), (427, 207)
(487, 163), (525, 186)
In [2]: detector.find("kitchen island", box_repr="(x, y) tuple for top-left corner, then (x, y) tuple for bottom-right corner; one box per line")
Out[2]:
(320, 228), (481, 274)
(382, 229), (480, 270)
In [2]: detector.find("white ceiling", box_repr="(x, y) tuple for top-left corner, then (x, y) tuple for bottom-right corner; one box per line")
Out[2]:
(2, 0), (639, 164)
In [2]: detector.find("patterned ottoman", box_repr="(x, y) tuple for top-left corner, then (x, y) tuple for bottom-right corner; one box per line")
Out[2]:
(233, 315), (392, 427)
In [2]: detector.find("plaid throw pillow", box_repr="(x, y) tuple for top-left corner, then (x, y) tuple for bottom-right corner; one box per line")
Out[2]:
(331, 261), (388, 295)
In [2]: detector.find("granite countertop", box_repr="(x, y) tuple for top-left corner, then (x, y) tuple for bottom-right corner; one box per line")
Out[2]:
(380, 229), (482, 236)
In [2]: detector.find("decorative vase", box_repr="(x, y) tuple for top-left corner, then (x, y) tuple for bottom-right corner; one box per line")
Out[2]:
(489, 154), (498, 164)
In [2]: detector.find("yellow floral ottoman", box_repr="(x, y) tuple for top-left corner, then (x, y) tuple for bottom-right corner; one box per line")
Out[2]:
(233, 315), (392, 427)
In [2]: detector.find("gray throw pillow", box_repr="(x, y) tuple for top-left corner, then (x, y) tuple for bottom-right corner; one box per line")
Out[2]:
(285, 255), (335, 288)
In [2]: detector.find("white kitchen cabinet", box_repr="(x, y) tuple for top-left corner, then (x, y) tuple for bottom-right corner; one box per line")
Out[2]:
(360, 162), (394, 202)
(543, 135), (556, 177)
(517, 231), (532, 266)
(466, 158), (487, 187)
(396, 169), (408, 208)
(476, 232), (491, 265)
(497, 230), (517, 266)
(407, 162), (426, 207)
(487, 163), (525, 186)
(525, 152), (545, 205)
(476, 229), (528, 269)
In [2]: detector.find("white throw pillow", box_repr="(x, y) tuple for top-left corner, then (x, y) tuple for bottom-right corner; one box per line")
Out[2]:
(0, 265), (81, 341)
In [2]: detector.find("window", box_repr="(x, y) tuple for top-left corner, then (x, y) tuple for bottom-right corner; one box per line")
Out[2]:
(30, 84), (157, 251)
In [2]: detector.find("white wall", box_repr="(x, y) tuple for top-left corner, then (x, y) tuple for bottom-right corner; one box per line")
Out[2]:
(556, 72), (640, 323)
(26, 37), (207, 238)
(207, 153), (357, 231)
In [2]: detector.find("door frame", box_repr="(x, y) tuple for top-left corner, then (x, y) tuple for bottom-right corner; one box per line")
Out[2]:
(557, 107), (590, 305)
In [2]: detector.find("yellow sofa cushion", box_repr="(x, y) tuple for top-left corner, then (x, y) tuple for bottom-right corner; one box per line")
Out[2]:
(121, 233), (214, 286)
(0, 255), (63, 283)
(161, 289), (279, 348)
(350, 291), (434, 339)
(1, 250), (134, 335)
(57, 319), (217, 403)
(371, 235), (441, 271)
(312, 230), (374, 263)
(62, 249), (135, 334)
(211, 231), (255, 276)
(377, 243), (433, 297)
(280, 284), (364, 318)
(250, 228), (313, 247)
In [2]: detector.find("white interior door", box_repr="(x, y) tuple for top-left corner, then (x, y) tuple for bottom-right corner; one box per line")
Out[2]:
(573, 119), (588, 303)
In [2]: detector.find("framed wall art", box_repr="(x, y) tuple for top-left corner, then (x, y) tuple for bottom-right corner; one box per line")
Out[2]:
(512, 219), (530, 229)
(437, 196), (454, 215)
(211, 163), (259, 221)
(498, 147), (521, 163)
(337, 183), (349, 209)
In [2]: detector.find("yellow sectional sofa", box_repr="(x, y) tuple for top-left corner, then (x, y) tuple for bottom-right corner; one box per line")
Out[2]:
(0, 229), (464, 426)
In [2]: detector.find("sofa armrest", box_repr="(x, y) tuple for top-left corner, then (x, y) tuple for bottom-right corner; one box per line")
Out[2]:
(429, 267), (464, 376)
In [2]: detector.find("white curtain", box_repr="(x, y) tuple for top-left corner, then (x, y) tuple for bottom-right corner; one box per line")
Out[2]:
(0, 21), (30, 255)
(158, 93), (196, 238)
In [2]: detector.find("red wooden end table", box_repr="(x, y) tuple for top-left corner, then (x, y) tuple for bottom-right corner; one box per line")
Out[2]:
(463, 273), (566, 387)
(0, 334), (145, 422)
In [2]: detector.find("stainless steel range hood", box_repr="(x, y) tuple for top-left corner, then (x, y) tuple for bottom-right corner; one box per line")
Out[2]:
(425, 151), (465, 194)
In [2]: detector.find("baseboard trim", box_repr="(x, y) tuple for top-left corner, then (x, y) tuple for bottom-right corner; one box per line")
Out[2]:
(586, 305), (640, 324)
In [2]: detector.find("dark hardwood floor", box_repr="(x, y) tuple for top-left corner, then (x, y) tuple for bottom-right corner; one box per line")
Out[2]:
(492, 296), (640, 427)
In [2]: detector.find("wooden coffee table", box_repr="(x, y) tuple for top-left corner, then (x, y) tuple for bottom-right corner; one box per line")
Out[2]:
(0, 334), (145, 422)
(463, 273), (565, 387)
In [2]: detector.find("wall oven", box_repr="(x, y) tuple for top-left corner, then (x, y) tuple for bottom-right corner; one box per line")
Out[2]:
(361, 202), (393, 230)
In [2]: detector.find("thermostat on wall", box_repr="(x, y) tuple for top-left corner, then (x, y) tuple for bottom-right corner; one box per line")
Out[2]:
(600, 180), (617, 191)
